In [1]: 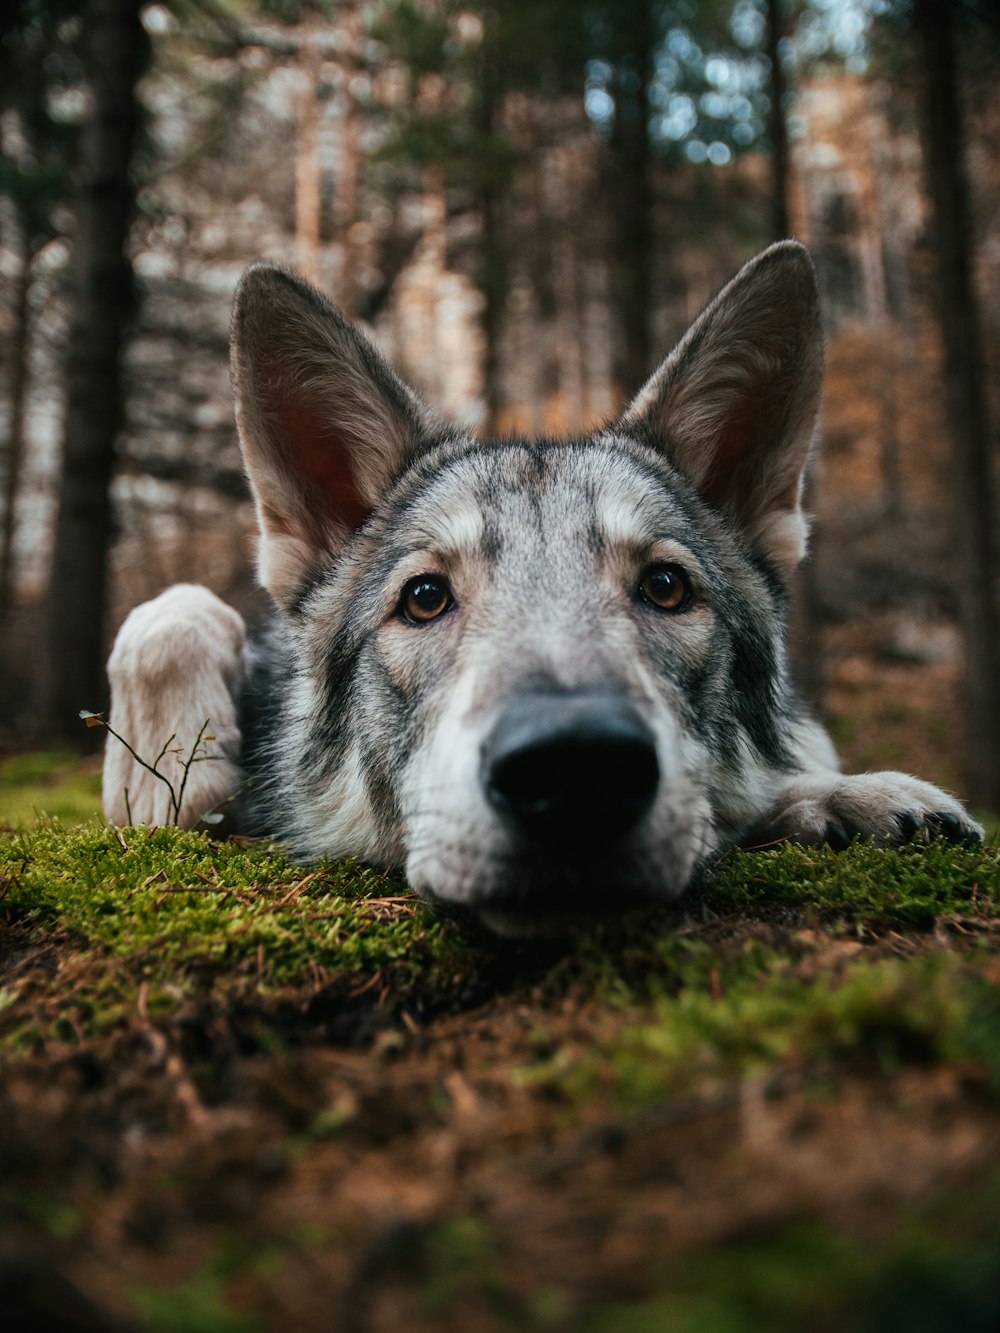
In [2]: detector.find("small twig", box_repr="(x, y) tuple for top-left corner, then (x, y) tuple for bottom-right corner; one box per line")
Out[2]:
(172, 718), (212, 824)
(153, 732), (178, 775)
(152, 884), (236, 895)
(274, 873), (317, 906)
(348, 971), (383, 998)
(80, 710), (219, 827)
(82, 711), (180, 820)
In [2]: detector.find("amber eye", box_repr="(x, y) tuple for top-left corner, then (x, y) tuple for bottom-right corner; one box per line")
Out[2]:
(638, 563), (693, 612)
(400, 574), (453, 624)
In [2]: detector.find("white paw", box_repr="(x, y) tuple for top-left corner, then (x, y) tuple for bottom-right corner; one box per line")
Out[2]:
(748, 771), (984, 850)
(103, 585), (246, 830)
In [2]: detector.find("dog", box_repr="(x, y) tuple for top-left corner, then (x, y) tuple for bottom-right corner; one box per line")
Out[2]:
(103, 241), (982, 935)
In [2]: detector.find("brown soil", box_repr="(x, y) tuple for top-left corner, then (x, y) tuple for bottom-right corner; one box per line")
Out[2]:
(3, 913), (999, 1333)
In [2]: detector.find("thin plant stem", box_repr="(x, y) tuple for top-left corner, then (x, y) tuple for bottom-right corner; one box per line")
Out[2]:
(153, 733), (178, 774)
(172, 718), (212, 824)
(89, 716), (180, 821)
(82, 710), (218, 827)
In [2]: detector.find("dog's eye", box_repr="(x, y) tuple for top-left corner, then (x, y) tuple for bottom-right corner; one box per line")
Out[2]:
(400, 574), (453, 624)
(638, 563), (693, 612)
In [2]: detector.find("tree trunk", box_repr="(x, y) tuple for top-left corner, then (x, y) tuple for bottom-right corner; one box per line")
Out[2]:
(333, 1), (363, 317)
(764, 0), (791, 240)
(766, 0), (823, 706)
(912, 0), (1000, 810)
(610, 0), (654, 402)
(295, 42), (322, 288)
(45, 0), (148, 738)
(522, 105), (561, 432)
(0, 234), (33, 621)
(476, 55), (505, 437)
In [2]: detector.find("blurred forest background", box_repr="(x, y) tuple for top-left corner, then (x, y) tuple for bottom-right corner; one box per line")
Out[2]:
(1, 0), (999, 811)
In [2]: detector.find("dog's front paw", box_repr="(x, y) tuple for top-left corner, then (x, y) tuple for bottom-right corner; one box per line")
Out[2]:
(747, 772), (984, 850)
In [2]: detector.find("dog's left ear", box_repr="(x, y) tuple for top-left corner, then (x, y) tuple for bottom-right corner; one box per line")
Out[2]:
(618, 241), (823, 577)
(231, 264), (434, 607)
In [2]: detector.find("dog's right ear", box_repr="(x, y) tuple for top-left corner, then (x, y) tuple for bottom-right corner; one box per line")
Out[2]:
(231, 264), (433, 606)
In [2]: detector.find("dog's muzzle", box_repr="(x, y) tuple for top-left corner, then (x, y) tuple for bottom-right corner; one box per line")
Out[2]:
(481, 692), (659, 844)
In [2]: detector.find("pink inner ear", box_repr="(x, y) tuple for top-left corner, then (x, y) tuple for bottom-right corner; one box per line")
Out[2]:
(699, 419), (754, 510)
(268, 376), (371, 536)
(695, 377), (798, 516)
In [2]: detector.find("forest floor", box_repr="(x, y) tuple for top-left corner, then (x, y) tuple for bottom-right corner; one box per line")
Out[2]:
(3, 784), (1000, 1333)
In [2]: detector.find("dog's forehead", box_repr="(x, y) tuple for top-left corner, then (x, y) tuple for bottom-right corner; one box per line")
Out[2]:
(403, 436), (693, 554)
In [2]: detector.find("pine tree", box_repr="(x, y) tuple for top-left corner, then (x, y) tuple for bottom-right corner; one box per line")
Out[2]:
(45, 0), (150, 737)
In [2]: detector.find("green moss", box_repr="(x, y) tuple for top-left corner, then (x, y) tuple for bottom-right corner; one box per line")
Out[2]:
(131, 1267), (264, 1333)
(518, 953), (1000, 1111)
(5, 822), (1000, 1329)
(583, 1185), (1000, 1333)
(0, 821), (480, 1050)
(421, 1217), (510, 1317)
(348, 1186), (1000, 1331)
(14, 1190), (84, 1241)
(0, 750), (102, 826)
(510, 842), (1000, 1107)
(3, 820), (453, 973)
(706, 840), (1000, 929)
(4, 823), (1000, 1078)
(584, 1226), (859, 1333)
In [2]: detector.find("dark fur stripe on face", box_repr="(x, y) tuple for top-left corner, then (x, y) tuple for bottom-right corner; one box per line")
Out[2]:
(595, 434), (797, 768)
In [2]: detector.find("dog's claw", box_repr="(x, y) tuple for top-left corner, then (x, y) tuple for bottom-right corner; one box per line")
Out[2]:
(823, 821), (852, 851)
(928, 811), (958, 837)
(927, 811), (981, 847)
(895, 811), (922, 841)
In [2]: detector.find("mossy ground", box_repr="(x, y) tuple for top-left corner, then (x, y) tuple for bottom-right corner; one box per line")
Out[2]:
(3, 763), (1000, 1332)
(0, 748), (103, 826)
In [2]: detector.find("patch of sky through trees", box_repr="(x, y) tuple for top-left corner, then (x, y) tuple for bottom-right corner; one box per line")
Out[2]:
(584, 0), (891, 165)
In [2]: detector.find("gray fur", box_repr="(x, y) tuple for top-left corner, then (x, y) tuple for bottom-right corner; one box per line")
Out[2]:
(104, 243), (982, 936)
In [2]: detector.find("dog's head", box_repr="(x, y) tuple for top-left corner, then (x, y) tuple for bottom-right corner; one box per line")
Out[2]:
(231, 244), (823, 935)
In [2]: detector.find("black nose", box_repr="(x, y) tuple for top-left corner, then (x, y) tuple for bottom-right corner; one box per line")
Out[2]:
(481, 692), (659, 842)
